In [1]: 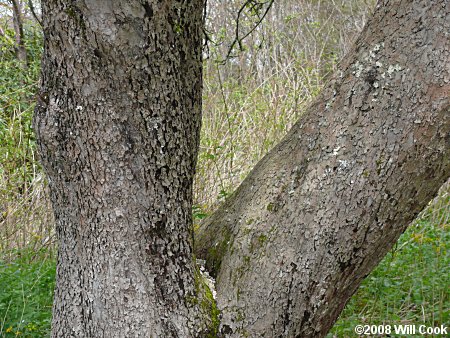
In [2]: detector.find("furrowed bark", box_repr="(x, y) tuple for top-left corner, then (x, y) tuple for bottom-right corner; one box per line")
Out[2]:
(196, 0), (450, 336)
(33, 1), (211, 336)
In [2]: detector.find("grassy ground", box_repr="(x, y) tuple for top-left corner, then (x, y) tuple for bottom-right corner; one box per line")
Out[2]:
(0, 249), (55, 337)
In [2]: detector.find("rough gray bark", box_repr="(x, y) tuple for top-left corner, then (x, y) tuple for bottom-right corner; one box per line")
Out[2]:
(196, 0), (449, 336)
(33, 1), (212, 337)
(34, 0), (449, 337)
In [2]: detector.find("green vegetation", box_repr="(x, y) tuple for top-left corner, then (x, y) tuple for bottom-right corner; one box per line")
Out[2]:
(0, 249), (55, 337)
(1, 2), (448, 337)
(0, 22), (53, 257)
(0, 25), (41, 187)
(0, 19), (55, 338)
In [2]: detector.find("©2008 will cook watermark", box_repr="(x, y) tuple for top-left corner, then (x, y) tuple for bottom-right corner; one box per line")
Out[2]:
(354, 324), (448, 336)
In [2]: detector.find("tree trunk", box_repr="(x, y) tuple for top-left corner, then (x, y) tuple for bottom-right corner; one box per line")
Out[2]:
(196, 0), (449, 336)
(33, 1), (213, 336)
(34, 0), (449, 337)
(11, 0), (27, 66)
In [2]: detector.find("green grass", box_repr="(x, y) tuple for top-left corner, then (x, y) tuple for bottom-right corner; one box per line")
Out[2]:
(0, 249), (55, 337)
(328, 192), (449, 337)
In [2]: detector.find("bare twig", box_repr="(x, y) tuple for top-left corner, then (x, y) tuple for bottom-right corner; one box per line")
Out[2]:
(205, 0), (274, 64)
(225, 0), (274, 62)
(28, 0), (43, 27)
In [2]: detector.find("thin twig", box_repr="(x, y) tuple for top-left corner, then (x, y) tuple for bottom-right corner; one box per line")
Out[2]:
(28, 0), (43, 27)
(221, 0), (274, 63)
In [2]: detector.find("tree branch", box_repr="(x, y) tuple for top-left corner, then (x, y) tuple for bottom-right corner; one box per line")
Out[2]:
(28, 0), (42, 27)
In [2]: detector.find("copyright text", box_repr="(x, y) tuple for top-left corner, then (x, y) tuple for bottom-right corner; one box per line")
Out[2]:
(354, 324), (448, 336)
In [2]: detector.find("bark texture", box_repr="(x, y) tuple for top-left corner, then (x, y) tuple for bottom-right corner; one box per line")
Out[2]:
(196, 0), (450, 336)
(33, 1), (209, 337)
(35, 0), (450, 337)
